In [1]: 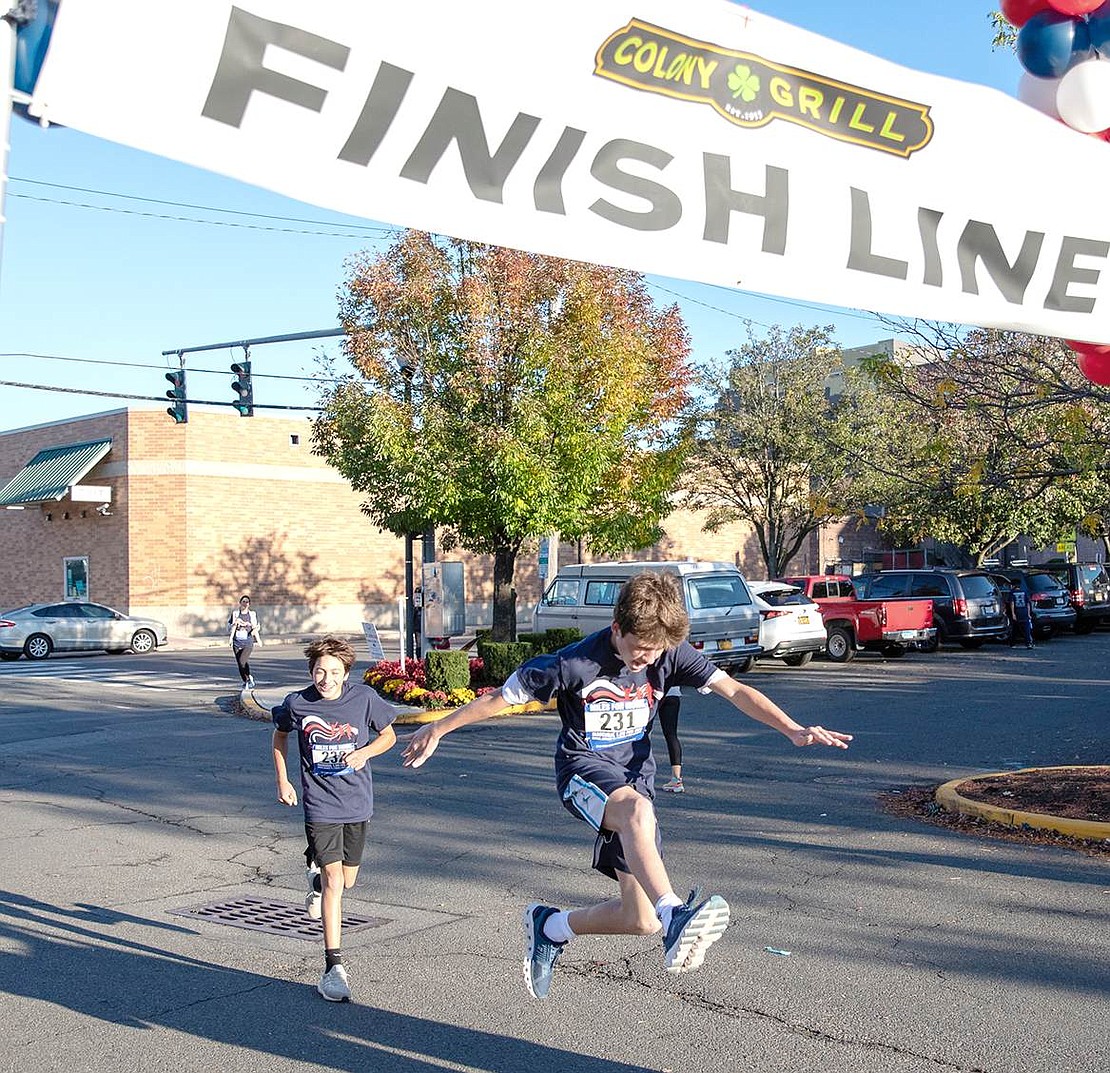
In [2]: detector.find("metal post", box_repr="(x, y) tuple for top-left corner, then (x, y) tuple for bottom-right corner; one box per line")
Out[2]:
(404, 532), (415, 660)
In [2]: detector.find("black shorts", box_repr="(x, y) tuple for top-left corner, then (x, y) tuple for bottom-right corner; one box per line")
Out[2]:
(557, 754), (661, 882)
(304, 820), (368, 868)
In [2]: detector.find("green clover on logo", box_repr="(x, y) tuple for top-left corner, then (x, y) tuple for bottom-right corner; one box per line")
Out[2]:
(728, 64), (760, 102)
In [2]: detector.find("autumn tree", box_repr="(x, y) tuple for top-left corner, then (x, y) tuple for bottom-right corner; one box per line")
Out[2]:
(312, 232), (694, 640)
(863, 322), (1110, 564)
(681, 324), (906, 579)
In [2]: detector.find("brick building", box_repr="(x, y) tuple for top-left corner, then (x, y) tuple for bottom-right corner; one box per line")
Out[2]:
(2, 408), (827, 639)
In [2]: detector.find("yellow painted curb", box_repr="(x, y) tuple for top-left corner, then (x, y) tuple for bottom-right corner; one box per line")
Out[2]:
(936, 766), (1110, 841)
(392, 698), (556, 726)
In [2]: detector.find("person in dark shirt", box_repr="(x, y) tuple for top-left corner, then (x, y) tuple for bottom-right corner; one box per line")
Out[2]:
(272, 636), (397, 1002)
(402, 572), (852, 1000)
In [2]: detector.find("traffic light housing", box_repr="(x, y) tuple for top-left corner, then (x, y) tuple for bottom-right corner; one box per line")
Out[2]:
(231, 361), (254, 417)
(165, 369), (188, 423)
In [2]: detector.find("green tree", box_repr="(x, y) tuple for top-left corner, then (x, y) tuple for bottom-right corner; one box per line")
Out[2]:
(863, 323), (1110, 564)
(312, 232), (694, 640)
(681, 325), (906, 578)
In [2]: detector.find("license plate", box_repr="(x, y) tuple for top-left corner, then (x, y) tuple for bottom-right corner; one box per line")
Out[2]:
(718, 638), (732, 650)
(797, 614), (809, 623)
(983, 602), (996, 613)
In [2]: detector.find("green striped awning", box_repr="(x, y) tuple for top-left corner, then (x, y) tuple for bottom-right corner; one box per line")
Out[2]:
(0, 438), (112, 507)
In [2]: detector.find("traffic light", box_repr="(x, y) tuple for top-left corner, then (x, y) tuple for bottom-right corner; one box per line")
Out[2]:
(165, 369), (188, 423)
(230, 361), (254, 417)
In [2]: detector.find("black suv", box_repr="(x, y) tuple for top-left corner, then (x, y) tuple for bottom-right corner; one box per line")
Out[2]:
(853, 568), (1008, 648)
(1039, 560), (1110, 633)
(990, 569), (1078, 638)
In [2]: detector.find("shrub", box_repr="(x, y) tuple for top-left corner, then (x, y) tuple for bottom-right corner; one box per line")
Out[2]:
(424, 649), (470, 692)
(476, 639), (536, 685)
(543, 627), (582, 650)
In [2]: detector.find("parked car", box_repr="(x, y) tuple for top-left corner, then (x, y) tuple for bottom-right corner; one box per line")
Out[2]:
(532, 561), (761, 671)
(989, 570), (1077, 639)
(0, 601), (168, 660)
(852, 568), (1008, 648)
(1038, 560), (1110, 633)
(778, 574), (935, 662)
(746, 580), (827, 668)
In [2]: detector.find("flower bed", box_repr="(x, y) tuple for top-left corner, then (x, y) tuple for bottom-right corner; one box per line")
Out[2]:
(363, 657), (498, 711)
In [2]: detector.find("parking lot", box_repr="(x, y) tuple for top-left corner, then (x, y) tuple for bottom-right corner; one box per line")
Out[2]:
(1, 635), (1107, 1073)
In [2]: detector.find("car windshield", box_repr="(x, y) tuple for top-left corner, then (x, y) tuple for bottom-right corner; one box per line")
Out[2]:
(688, 576), (751, 608)
(758, 588), (813, 607)
(959, 575), (997, 598)
(1025, 573), (1063, 593)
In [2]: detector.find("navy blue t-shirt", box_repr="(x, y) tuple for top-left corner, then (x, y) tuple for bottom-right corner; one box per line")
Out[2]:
(272, 682), (395, 823)
(511, 628), (718, 785)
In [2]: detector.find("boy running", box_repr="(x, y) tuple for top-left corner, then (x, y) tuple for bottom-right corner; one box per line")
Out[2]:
(402, 572), (851, 1000)
(272, 636), (397, 1002)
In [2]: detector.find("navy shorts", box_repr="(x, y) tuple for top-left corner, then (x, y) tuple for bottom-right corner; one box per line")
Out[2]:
(304, 820), (368, 868)
(557, 754), (661, 881)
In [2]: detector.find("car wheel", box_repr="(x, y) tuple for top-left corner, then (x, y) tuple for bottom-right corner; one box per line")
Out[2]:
(728, 657), (755, 675)
(918, 634), (940, 653)
(1074, 621), (1096, 635)
(782, 652), (813, 668)
(24, 634), (53, 661)
(881, 644), (907, 658)
(825, 626), (855, 663)
(957, 639), (984, 650)
(1, 652), (20, 662)
(130, 629), (157, 654)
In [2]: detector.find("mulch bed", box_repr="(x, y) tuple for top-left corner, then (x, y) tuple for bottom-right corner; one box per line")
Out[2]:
(879, 766), (1110, 859)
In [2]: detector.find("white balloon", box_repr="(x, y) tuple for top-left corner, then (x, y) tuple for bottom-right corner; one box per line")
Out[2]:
(1056, 58), (1110, 133)
(1017, 71), (1061, 120)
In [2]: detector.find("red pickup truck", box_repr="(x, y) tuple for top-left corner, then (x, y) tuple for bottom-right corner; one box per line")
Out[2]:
(778, 575), (937, 662)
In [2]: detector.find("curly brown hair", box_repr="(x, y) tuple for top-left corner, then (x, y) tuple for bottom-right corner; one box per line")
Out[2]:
(614, 572), (689, 648)
(305, 635), (357, 673)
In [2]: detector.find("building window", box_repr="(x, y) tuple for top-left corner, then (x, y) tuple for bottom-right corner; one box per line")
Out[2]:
(290, 434), (300, 446)
(64, 556), (89, 600)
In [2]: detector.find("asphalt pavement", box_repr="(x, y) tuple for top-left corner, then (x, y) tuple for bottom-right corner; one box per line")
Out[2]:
(0, 637), (1107, 1073)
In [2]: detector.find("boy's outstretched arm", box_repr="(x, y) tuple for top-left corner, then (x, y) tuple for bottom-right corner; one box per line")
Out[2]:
(708, 674), (852, 749)
(402, 690), (512, 767)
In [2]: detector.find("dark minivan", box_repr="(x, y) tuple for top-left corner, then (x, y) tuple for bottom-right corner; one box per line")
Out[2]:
(1039, 560), (1110, 633)
(853, 568), (1008, 648)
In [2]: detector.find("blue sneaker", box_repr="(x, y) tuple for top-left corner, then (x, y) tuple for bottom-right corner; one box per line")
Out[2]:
(662, 888), (730, 973)
(522, 903), (566, 999)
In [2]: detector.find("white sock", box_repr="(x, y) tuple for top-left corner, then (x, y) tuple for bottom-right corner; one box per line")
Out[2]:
(655, 892), (684, 930)
(542, 910), (576, 944)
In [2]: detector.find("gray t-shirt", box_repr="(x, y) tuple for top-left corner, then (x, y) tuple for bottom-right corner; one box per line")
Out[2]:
(272, 682), (395, 823)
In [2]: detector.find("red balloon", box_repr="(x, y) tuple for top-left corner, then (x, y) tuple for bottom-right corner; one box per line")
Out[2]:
(1076, 351), (1110, 383)
(1002, 0), (1053, 26)
(1047, 0), (1104, 14)
(1066, 338), (1110, 354)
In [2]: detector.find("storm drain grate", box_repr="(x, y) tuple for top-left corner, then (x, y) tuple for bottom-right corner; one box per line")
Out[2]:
(169, 896), (390, 941)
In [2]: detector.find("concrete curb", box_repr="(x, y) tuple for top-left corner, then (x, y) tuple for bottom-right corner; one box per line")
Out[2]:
(935, 766), (1110, 841)
(233, 685), (555, 726)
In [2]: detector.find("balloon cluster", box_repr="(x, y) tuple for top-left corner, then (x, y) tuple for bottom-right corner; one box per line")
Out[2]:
(1005, 0), (1110, 383)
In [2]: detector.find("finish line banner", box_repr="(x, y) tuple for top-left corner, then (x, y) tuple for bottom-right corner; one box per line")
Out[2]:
(25, 1), (1110, 341)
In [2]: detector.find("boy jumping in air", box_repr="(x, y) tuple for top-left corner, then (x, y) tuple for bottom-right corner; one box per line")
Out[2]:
(402, 572), (851, 999)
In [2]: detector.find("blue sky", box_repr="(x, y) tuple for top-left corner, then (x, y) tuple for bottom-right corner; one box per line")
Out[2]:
(0, 2), (1017, 429)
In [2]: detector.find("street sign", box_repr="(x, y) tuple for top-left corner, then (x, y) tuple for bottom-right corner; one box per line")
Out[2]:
(361, 622), (385, 662)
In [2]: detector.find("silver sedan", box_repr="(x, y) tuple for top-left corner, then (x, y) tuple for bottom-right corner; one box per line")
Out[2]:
(0, 601), (168, 661)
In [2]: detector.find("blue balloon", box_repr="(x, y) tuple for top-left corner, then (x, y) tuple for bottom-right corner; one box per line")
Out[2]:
(1018, 11), (1092, 79)
(1089, 2), (1110, 59)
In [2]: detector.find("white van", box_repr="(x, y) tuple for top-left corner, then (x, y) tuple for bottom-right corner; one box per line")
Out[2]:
(532, 561), (762, 670)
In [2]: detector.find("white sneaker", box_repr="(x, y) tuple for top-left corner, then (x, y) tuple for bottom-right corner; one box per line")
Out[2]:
(246, 675), (256, 689)
(305, 865), (322, 920)
(317, 964), (351, 1002)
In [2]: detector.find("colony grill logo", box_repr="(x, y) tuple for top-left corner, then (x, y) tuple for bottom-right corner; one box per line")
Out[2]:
(594, 19), (933, 158)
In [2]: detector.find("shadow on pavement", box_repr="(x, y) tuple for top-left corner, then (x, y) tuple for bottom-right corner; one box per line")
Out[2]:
(0, 890), (653, 1073)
